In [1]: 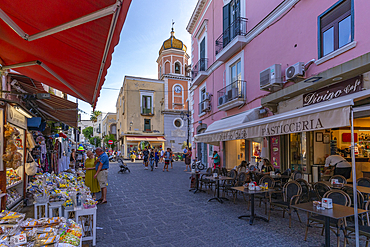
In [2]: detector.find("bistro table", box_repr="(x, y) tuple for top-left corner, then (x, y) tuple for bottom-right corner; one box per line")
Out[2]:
(343, 184), (370, 195)
(292, 201), (368, 247)
(232, 186), (275, 225)
(204, 176), (233, 203)
(187, 171), (208, 194)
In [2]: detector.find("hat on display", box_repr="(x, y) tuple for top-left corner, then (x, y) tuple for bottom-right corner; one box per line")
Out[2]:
(77, 146), (85, 151)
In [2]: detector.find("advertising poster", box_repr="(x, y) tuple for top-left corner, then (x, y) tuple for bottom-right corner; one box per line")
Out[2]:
(270, 136), (280, 169)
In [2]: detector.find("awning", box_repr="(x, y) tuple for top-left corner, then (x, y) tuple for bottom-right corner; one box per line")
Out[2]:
(10, 74), (78, 128)
(195, 90), (370, 143)
(353, 104), (370, 118)
(126, 136), (166, 142)
(0, 0), (131, 107)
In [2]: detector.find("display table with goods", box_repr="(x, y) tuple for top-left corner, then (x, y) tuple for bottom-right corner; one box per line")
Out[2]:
(27, 172), (97, 245)
(0, 211), (83, 247)
(3, 124), (26, 211)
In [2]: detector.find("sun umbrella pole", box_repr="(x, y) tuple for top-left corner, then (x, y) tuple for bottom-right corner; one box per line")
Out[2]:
(350, 106), (359, 247)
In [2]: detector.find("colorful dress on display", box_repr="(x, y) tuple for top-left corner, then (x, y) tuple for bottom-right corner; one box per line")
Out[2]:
(85, 158), (100, 193)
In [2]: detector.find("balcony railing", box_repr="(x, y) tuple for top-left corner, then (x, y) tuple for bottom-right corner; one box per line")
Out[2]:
(141, 107), (154, 115)
(191, 58), (208, 80)
(215, 17), (248, 55)
(217, 80), (246, 106)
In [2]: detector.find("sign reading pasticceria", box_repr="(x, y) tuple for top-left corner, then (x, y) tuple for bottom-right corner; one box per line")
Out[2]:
(303, 76), (363, 106)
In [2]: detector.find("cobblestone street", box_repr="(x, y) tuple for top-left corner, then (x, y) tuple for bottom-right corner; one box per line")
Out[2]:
(95, 161), (355, 247)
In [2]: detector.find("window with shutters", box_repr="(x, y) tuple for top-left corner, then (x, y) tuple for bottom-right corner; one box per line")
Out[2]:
(319, 0), (353, 58)
(141, 95), (152, 115)
(223, 0), (240, 45)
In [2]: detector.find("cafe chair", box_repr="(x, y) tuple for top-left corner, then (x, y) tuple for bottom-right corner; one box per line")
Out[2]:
(357, 177), (370, 188)
(221, 167), (228, 176)
(232, 172), (247, 203)
(249, 171), (260, 183)
(213, 167), (220, 175)
(221, 169), (237, 197)
(341, 185), (366, 225)
(344, 200), (370, 247)
(199, 167), (215, 193)
(257, 175), (276, 214)
(312, 181), (331, 201)
(304, 190), (351, 247)
(330, 175), (347, 184)
(295, 179), (312, 203)
(292, 170), (304, 180)
(268, 180), (302, 228)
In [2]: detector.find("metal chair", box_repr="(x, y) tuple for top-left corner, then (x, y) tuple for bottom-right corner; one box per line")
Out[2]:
(232, 172), (247, 203)
(221, 167), (228, 176)
(313, 181), (331, 200)
(199, 167), (214, 192)
(358, 177), (370, 188)
(345, 200), (370, 247)
(268, 180), (302, 228)
(213, 167), (220, 175)
(304, 190), (351, 247)
(330, 175), (347, 184)
(221, 169), (237, 196)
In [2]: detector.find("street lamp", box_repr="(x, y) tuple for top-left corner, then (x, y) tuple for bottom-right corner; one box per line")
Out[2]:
(180, 108), (191, 148)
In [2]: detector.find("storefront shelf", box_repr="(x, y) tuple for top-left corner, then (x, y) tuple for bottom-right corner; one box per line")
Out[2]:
(6, 180), (22, 190)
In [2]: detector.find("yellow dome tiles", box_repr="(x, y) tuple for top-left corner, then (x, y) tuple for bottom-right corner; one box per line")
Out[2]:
(159, 29), (187, 55)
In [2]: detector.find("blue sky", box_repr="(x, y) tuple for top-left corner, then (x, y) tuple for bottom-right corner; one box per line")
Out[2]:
(74, 0), (198, 120)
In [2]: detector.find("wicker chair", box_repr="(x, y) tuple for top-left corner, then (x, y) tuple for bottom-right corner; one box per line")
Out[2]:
(330, 175), (347, 184)
(232, 172), (247, 203)
(295, 178), (312, 203)
(304, 190), (351, 247)
(268, 180), (302, 228)
(221, 169), (237, 196)
(221, 167), (228, 176)
(358, 177), (370, 188)
(313, 181), (331, 200)
(345, 200), (370, 247)
(292, 170), (304, 180)
(257, 175), (276, 214)
(199, 167), (214, 192)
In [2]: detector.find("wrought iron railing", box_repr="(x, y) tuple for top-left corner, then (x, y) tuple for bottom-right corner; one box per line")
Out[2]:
(217, 80), (246, 106)
(198, 100), (210, 114)
(191, 58), (208, 80)
(141, 107), (154, 115)
(215, 17), (248, 55)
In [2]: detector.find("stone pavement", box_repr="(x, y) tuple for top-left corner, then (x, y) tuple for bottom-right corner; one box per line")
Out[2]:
(94, 161), (357, 247)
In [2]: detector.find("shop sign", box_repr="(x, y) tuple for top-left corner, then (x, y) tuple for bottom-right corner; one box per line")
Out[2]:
(303, 76), (363, 106)
(7, 105), (27, 129)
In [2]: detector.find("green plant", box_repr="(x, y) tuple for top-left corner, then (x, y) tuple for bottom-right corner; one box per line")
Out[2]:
(82, 127), (93, 140)
(90, 111), (102, 122)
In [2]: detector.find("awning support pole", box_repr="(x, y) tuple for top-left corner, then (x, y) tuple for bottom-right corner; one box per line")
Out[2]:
(350, 106), (359, 247)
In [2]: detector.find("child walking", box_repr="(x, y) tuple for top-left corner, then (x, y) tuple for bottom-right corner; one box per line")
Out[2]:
(154, 149), (159, 169)
(149, 151), (155, 171)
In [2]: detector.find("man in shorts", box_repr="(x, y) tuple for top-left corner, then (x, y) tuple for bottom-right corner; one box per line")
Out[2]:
(143, 147), (149, 170)
(94, 147), (109, 204)
(163, 148), (171, 172)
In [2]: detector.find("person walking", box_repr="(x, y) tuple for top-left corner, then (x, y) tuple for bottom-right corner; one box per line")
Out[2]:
(70, 149), (76, 170)
(211, 150), (221, 169)
(163, 148), (171, 172)
(170, 148), (174, 169)
(183, 147), (188, 168)
(160, 148), (164, 163)
(149, 151), (155, 171)
(184, 147), (192, 172)
(154, 149), (159, 169)
(94, 147), (109, 204)
(84, 151), (100, 199)
(143, 147), (149, 170)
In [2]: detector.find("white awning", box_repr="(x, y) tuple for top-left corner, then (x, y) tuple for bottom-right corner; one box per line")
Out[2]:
(353, 104), (370, 118)
(195, 90), (370, 143)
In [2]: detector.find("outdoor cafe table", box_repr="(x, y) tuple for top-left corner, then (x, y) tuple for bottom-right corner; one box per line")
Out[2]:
(187, 171), (208, 194)
(204, 176), (233, 203)
(320, 181), (370, 195)
(231, 186), (275, 225)
(291, 201), (368, 247)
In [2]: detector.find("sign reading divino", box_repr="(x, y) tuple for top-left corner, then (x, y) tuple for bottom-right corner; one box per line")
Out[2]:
(303, 76), (363, 106)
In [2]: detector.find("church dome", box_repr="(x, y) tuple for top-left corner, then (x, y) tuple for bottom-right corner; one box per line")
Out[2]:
(159, 28), (187, 55)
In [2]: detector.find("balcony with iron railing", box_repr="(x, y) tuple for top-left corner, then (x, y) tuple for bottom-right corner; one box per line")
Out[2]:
(191, 58), (208, 87)
(217, 80), (246, 111)
(215, 17), (248, 62)
(141, 106), (154, 116)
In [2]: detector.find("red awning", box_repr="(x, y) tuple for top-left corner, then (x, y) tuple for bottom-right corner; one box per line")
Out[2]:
(0, 0), (131, 107)
(126, 136), (166, 142)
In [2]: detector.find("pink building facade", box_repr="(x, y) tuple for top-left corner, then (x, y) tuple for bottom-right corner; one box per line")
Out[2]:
(187, 0), (370, 180)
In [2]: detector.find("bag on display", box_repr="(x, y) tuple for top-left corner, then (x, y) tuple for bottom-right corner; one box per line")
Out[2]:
(25, 151), (38, 176)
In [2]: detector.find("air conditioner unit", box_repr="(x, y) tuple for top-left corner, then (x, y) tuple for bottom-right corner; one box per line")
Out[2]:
(260, 64), (282, 91)
(227, 88), (239, 100)
(218, 95), (228, 106)
(286, 62), (305, 80)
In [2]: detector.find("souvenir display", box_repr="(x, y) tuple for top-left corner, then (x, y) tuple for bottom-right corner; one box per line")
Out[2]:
(2, 124), (23, 169)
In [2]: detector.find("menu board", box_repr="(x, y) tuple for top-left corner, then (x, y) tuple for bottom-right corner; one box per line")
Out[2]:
(270, 136), (280, 169)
